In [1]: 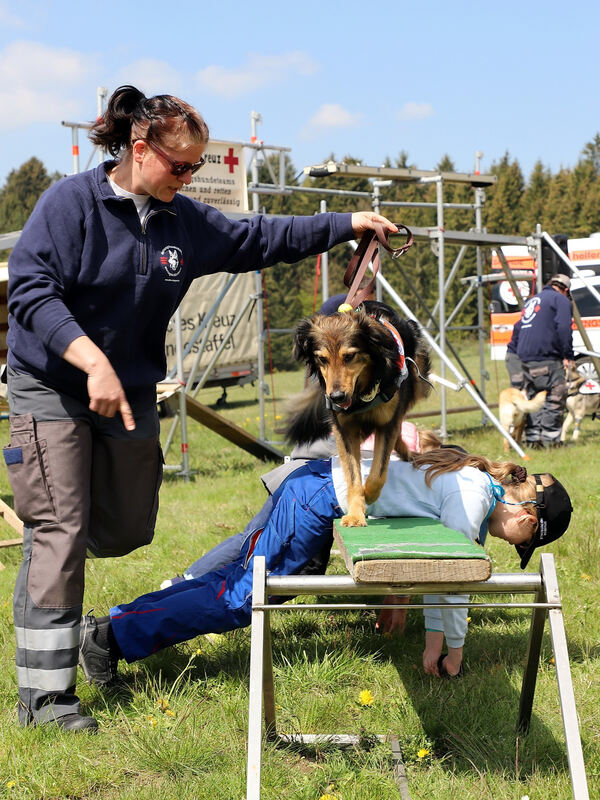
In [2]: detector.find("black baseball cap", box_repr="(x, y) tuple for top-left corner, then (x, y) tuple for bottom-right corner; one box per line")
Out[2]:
(516, 474), (573, 569)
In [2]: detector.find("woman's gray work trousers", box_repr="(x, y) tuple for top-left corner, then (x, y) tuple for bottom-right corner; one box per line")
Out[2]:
(5, 368), (163, 725)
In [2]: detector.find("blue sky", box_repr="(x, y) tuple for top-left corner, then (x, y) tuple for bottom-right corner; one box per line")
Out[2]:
(1, 0), (599, 189)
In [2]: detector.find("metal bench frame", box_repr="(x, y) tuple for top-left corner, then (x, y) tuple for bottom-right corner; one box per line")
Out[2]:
(245, 552), (588, 799)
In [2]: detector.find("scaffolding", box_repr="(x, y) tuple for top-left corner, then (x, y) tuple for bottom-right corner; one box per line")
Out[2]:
(10, 105), (598, 461)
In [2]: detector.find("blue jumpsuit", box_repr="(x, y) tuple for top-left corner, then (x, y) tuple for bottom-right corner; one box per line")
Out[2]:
(110, 461), (342, 662)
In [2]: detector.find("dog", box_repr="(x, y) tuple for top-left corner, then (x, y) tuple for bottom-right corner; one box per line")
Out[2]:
(498, 387), (547, 451)
(560, 366), (600, 442)
(285, 300), (431, 527)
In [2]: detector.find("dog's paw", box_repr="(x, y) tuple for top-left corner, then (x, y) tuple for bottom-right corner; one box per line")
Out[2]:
(341, 513), (367, 527)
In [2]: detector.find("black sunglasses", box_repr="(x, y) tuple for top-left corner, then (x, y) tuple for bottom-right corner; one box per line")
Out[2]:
(143, 139), (205, 176)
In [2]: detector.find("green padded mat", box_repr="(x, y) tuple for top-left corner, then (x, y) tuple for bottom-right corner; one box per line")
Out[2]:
(334, 517), (488, 562)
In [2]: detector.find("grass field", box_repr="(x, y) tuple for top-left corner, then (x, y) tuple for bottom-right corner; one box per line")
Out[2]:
(0, 342), (599, 800)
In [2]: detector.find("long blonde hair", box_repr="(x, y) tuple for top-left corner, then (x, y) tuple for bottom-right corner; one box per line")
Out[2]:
(412, 447), (519, 486)
(411, 440), (554, 521)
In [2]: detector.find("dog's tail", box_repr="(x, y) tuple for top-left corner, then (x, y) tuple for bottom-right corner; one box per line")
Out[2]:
(283, 380), (332, 445)
(513, 390), (547, 413)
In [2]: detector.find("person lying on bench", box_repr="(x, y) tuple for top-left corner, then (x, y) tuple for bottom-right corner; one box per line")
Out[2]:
(79, 447), (572, 689)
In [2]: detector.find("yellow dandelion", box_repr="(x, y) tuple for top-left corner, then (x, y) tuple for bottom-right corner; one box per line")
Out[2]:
(417, 748), (430, 758)
(6, 780), (17, 789)
(157, 698), (169, 711)
(318, 794), (337, 800)
(581, 573), (591, 581)
(194, 648), (203, 656)
(147, 716), (158, 727)
(466, 616), (471, 623)
(165, 709), (176, 718)
(549, 657), (555, 665)
(358, 689), (374, 706)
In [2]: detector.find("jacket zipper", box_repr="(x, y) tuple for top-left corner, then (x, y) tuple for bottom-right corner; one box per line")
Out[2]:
(139, 207), (177, 275)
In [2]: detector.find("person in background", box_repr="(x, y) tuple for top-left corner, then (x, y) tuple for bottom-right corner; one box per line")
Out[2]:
(515, 274), (575, 447)
(4, 83), (397, 732)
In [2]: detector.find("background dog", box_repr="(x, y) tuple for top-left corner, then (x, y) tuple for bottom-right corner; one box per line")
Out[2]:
(498, 387), (547, 451)
(560, 366), (600, 442)
(285, 300), (431, 527)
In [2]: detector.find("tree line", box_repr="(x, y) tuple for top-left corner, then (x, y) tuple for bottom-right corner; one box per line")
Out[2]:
(2, 135), (600, 369)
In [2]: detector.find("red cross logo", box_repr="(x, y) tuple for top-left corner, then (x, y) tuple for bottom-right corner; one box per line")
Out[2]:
(224, 147), (239, 174)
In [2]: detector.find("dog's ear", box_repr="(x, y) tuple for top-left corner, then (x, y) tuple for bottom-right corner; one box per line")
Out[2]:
(293, 318), (315, 365)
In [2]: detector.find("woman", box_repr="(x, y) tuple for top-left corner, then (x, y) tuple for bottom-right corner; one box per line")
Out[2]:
(5, 84), (397, 731)
(79, 446), (572, 695)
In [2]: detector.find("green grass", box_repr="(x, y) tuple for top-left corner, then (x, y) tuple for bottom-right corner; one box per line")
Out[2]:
(1, 343), (599, 799)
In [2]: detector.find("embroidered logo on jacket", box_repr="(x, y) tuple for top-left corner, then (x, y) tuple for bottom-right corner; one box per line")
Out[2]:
(160, 246), (184, 280)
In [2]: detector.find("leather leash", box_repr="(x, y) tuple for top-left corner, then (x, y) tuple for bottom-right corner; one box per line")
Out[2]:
(342, 222), (414, 309)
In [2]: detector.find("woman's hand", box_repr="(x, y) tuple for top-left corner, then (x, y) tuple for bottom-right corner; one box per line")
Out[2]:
(351, 212), (398, 237)
(62, 336), (136, 431)
(86, 361), (136, 431)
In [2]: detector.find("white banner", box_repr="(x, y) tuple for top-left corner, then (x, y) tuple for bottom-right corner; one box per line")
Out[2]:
(165, 272), (258, 378)
(179, 140), (248, 213)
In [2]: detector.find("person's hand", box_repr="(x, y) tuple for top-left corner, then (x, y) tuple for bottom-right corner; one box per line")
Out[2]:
(375, 594), (410, 635)
(62, 335), (136, 431)
(351, 212), (398, 237)
(87, 362), (136, 431)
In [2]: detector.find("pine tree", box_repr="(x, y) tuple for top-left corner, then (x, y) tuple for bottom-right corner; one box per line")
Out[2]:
(483, 153), (524, 234)
(580, 133), (600, 177)
(545, 168), (577, 236)
(520, 160), (551, 234)
(0, 157), (54, 234)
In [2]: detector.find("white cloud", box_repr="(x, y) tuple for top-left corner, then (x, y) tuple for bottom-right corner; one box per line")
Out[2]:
(196, 51), (318, 97)
(397, 101), (434, 121)
(114, 59), (183, 96)
(301, 103), (363, 139)
(0, 40), (98, 130)
(0, 1), (26, 28)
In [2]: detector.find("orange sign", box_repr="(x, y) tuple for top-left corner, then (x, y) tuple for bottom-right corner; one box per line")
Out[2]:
(490, 311), (521, 347)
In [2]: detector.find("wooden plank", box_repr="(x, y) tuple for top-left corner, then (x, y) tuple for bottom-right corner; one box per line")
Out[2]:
(350, 556), (490, 583)
(184, 394), (283, 462)
(334, 517), (491, 584)
(0, 498), (23, 536)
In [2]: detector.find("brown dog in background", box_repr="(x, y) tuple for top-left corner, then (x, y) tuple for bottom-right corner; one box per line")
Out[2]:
(498, 387), (547, 451)
(285, 300), (431, 527)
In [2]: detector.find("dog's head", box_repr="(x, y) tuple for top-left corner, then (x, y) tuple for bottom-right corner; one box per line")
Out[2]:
(565, 363), (585, 395)
(293, 310), (401, 409)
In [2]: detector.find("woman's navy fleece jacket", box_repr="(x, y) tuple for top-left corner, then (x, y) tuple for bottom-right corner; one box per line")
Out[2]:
(7, 162), (353, 407)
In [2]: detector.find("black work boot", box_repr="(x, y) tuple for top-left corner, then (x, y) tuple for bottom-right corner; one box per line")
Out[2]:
(79, 613), (119, 686)
(44, 713), (99, 732)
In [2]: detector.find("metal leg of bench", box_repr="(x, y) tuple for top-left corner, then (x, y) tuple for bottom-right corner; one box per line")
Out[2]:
(246, 556), (268, 800)
(262, 609), (277, 739)
(540, 554), (589, 800)
(517, 584), (546, 734)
